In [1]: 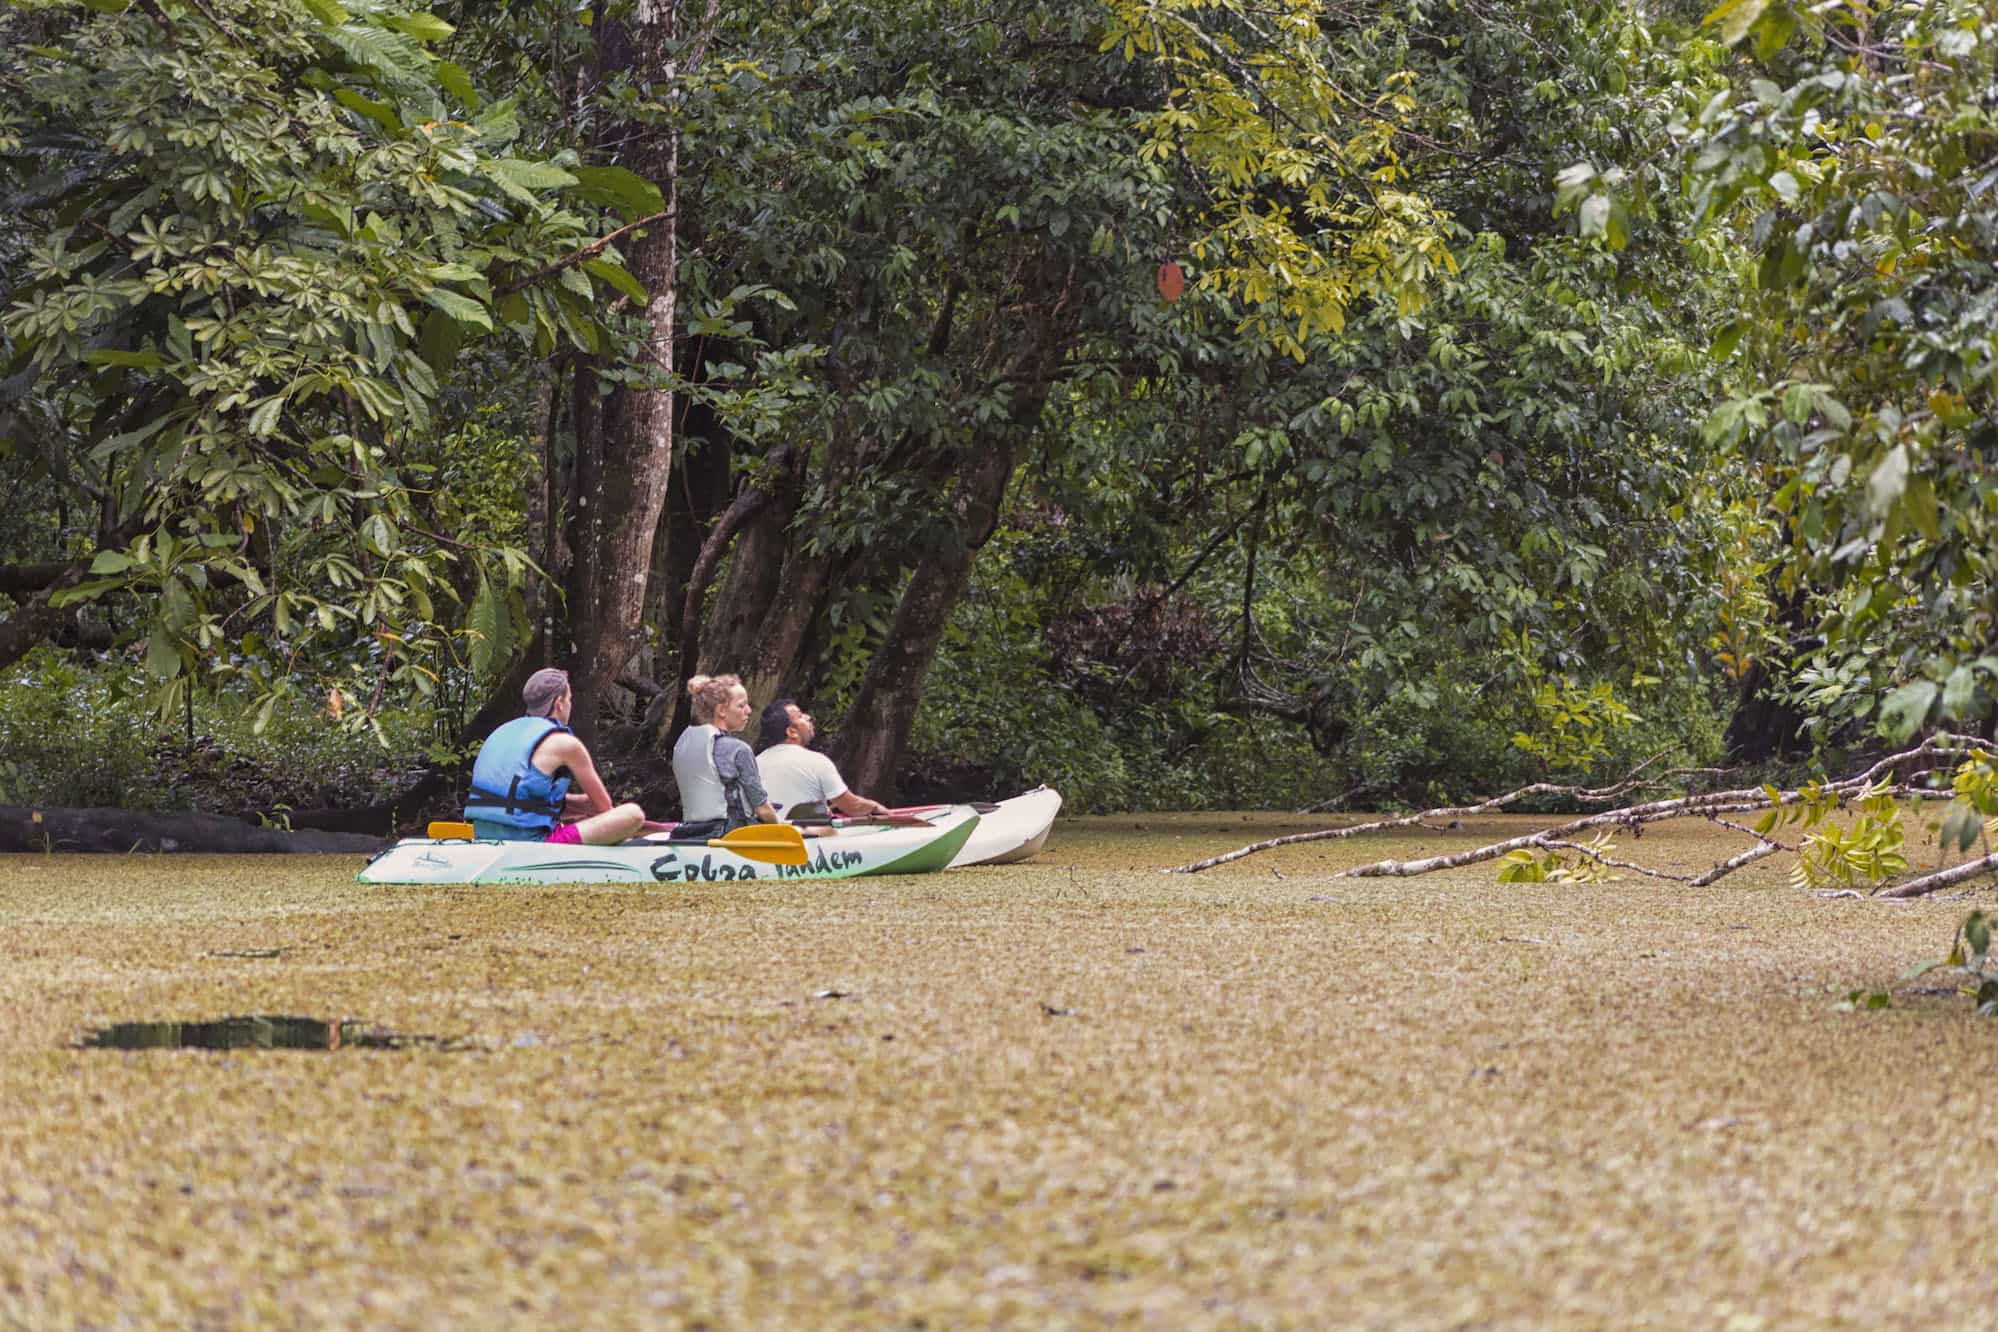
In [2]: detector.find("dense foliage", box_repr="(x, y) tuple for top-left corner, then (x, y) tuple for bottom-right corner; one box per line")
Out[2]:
(6, 0), (1986, 822)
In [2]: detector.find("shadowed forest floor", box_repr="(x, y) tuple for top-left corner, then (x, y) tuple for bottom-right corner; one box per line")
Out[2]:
(2, 812), (1993, 1327)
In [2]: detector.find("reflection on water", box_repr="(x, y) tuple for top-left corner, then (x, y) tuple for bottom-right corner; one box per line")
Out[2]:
(76, 1016), (444, 1051)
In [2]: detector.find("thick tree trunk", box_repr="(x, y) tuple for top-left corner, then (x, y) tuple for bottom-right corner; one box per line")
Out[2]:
(561, 0), (717, 742)
(736, 554), (835, 720)
(1722, 589), (1814, 762)
(695, 464), (795, 680)
(838, 437), (1023, 798)
(1723, 658), (1811, 762)
(833, 259), (1076, 795)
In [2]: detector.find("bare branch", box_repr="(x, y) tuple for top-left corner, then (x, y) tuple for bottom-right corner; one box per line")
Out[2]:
(1169, 734), (1995, 877)
(1878, 852), (1998, 900)
(1691, 842), (1781, 887)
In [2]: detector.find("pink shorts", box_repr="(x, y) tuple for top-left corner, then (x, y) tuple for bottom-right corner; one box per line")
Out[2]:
(546, 823), (582, 845)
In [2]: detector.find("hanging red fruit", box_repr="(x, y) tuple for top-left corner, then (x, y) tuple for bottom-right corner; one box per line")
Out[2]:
(1156, 261), (1185, 303)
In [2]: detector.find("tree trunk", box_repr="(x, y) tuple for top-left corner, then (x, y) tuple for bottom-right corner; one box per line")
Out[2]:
(838, 436), (1023, 798)
(561, 0), (718, 742)
(1723, 589), (1814, 762)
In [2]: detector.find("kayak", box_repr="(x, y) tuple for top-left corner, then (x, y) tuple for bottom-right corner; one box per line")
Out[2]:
(805, 787), (1063, 867)
(948, 786), (1062, 867)
(358, 805), (981, 885)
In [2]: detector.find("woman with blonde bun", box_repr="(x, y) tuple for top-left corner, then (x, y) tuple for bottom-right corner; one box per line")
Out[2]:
(671, 674), (779, 835)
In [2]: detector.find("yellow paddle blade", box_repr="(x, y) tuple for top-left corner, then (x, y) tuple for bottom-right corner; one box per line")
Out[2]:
(712, 823), (809, 866)
(427, 820), (476, 841)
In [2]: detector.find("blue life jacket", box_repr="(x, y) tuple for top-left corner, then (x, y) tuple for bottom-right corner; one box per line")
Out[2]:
(464, 716), (572, 836)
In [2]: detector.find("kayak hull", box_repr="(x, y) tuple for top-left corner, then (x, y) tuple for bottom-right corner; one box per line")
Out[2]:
(360, 807), (980, 885)
(947, 787), (1063, 867)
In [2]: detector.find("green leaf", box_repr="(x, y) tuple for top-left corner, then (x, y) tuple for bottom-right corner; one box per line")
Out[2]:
(568, 166), (664, 219)
(1604, 200), (1630, 251)
(1878, 680), (1937, 741)
(1940, 804), (1980, 854)
(1782, 383), (1813, 425)
(48, 577), (128, 607)
(583, 258), (648, 304)
(323, 22), (432, 92)
(1702, 0), (1769, 45)
(144, 632), (182, 681)
(77, 0), (131, 11)
(422, 287), (494, 332)
(1941, 665), (1976, 719)
(82, 348), (165, 370)
(436, 60), (478, 109)
(497, 291), (531, 330)
(89, 550), (135, 574)
(481, 157), (578, 206)
(1866, 445), (1908, 517)
(382, 12), (454, 42)
(299, 0), (349, 22)
(332, 87), (403, 133)
(247, 394), (287, 438)
(1902, 474), (1939, 542)
(1578, 194), (1610, 239)
(418, 308), (464, 372)
(467, 572), (507, 678)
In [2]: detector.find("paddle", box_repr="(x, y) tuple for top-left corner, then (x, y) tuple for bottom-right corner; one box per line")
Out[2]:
(428, 819), (806, 866)
(707, 822), (809, 866)
(881, 801), (999, 816)
(793, 813), (935, 830)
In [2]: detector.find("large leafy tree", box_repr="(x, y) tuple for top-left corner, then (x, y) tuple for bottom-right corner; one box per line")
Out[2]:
(0, 0), (646, 728)
(981, 0), (1730, 799)
(640, 0), (1502, 793)
(1676, 0), (1998, 743)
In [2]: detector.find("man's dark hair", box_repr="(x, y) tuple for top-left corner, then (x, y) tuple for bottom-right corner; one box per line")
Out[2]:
(759, 698), (798, 748)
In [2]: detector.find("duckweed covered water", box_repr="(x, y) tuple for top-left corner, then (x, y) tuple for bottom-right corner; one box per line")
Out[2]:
(2, 812), (1994, 1327)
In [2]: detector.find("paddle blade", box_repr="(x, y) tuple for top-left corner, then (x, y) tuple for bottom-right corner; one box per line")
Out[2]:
(712, 823), (809, 866)
(428, 820), (476, 841)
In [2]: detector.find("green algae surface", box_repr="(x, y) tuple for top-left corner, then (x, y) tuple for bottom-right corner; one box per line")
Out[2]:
(2, 813), (1992, 1327)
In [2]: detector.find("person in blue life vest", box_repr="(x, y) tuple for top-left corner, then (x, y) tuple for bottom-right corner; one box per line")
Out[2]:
(755, 698), (890, 822)
(465, 667), (650, 844)
(671, 673), (783, 839)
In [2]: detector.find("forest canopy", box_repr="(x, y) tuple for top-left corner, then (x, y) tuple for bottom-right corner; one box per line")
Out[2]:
(2, 0), (1993, 825)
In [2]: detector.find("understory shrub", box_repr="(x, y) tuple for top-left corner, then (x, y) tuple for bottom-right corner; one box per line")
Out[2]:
(0, 646), (434, 815)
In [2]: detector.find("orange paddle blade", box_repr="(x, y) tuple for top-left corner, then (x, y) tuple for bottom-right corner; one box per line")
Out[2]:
(712, 823), (809, 866)
(427, 820), (476, 841)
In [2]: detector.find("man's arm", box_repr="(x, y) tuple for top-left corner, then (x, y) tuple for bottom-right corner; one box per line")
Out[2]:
(828, 788), (889, 817)
(539, 734), (616, 817)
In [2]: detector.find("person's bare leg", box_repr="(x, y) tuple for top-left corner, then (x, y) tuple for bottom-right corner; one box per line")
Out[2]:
(573, 803), (647, 844)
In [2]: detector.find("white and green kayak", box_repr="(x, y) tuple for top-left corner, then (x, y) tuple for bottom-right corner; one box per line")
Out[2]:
(359, 805), (980, 885)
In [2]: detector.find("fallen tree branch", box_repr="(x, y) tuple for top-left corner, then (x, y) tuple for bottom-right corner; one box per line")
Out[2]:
(1878, 851), (1998, 900)
(1691, 841), (1781, 887)
(1168, 771), (1685, 874)
(1169, 734), (1998, 881)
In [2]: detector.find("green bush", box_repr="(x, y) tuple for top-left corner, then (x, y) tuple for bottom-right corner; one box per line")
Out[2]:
(0, 646), (435, 815)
